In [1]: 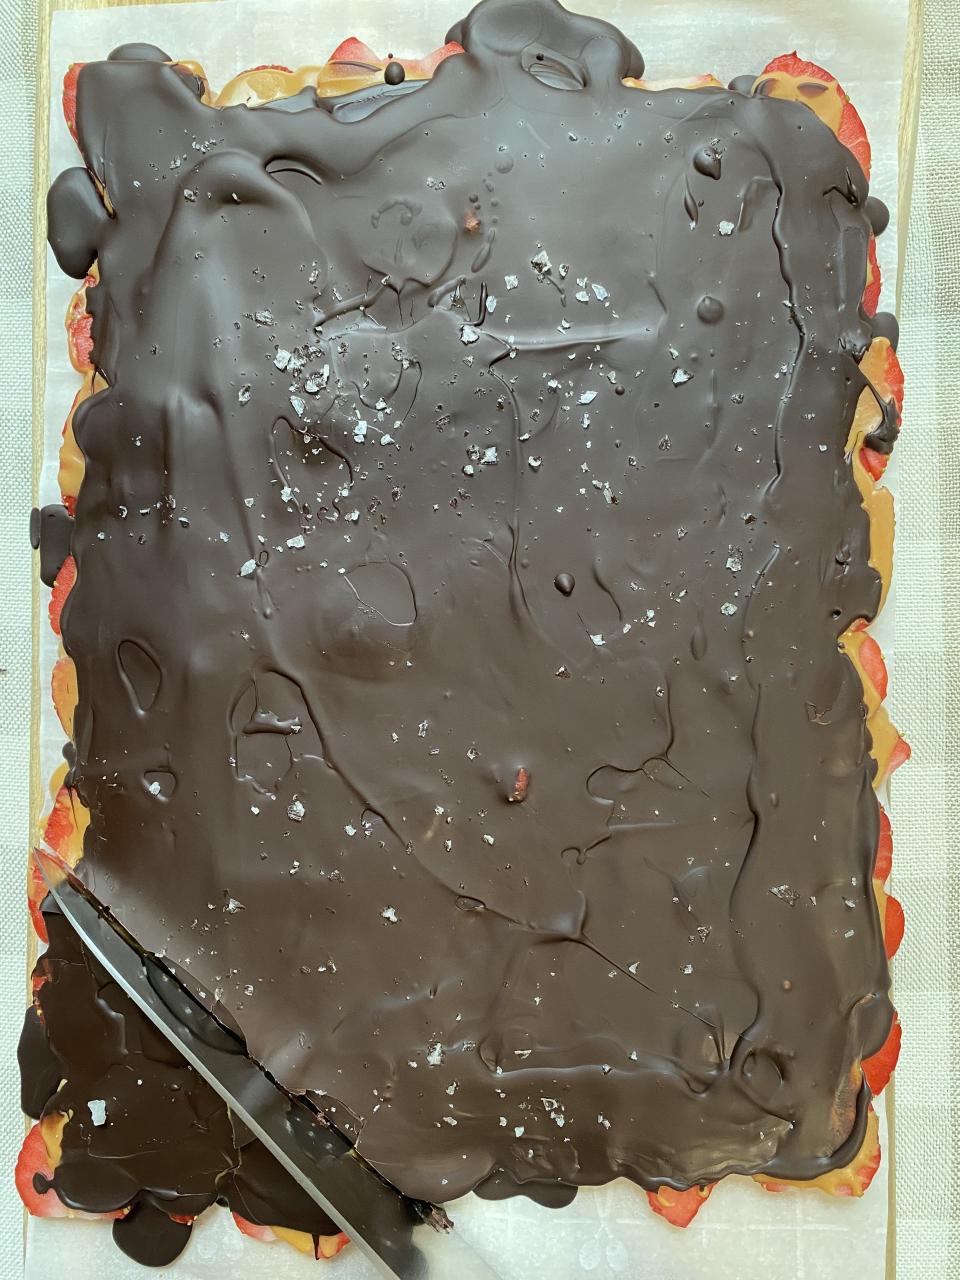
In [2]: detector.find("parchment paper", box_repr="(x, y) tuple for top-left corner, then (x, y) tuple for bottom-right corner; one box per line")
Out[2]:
(27, 1), (908, 1275)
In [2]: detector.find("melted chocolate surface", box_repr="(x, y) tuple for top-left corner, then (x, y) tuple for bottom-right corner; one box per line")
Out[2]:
(39, 0), (895, 1218)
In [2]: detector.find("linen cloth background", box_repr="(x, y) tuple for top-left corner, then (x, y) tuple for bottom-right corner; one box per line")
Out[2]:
(0, 0), (955, 1277)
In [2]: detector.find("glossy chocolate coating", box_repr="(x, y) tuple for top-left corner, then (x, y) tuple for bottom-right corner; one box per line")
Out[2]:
(40, 0), (894, 1226)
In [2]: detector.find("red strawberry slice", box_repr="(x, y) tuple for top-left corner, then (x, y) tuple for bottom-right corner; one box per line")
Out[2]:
(327, 37), (380, 66)
(232, 1213), (276, 1243)
(41, 781), (88, 870)
(762, 52), (835, 84)
(326, 37), (463, 79)
(856, 634), (888, 700)
(885, 735), (911, 779)
(884, 894), (905, 959)
(62, 64), (84, 143)
(316, 1232), (350, 1259)
(66, 279), (96, 373)
(645, 1183), (713, 1228)
(28, 857), (49, 943)
(15, 1124), (69, 1218)
(837, 99), (872, 180)
(860, 447), (888, 481)
(884, 344), (905, 414)
(759, 54), (871, 179)
(48, 554), (76, 637)
(51, 655), (78, 738)
(862, 1011), (901, 1095)
(874, 805), (893, 882)
(43, 786), (77, 858)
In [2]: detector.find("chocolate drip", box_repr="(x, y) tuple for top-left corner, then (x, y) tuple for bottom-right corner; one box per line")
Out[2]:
(40, 0), (894, 1224)
(113, 1203), (194, 1268)
(31, 504), (73, 586)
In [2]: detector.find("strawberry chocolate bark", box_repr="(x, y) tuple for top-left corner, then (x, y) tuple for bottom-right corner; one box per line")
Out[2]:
(28, 0), (903, 1262)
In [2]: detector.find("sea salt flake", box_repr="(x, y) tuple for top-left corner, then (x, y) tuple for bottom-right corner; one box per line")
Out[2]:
(720, 602), (738, 616)
(238, 385), (252, 404)
(579, 390), (598, 404)
(224, 897), (244, 914)
(487, 296), (498, 311)
(426, 1043), (444, 1066)
(590, 634), (605, 647)
(530, 246), (552, 274)
(353, 420), (369, 442)
(482, 834), (496, 846)
(591, 282), (609, 301)
(505, 274), (519, 290)
(87, 1100), (107, 1127)
(672, 368), (692, 385)
(286, 534), (306, 549)
(382, 906), (399, 923)
(287, 798), (305, 822)
(461, 324), (481, 345)
(255, 310), (274, 324)
(274, 348), (291, 370)
(289, 395), (306, 417)
(718, 220), (736, 236)
(239, 559), (256, 577)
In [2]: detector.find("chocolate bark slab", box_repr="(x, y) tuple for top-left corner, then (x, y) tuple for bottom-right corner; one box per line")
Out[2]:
(45, 0), (893, 1210)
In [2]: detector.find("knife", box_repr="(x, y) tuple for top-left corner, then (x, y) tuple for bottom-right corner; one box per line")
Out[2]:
(32, 848), (503, 1280)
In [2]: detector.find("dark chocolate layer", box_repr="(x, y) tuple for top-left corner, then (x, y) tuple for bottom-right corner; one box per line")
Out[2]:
(43, 0), (894, 1213)
(21, 902), (340, 1266)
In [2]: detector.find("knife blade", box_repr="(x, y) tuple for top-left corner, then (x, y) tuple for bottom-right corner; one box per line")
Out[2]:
(32, 848), (503, 1280)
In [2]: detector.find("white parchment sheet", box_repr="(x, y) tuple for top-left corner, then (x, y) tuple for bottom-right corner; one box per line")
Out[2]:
(28, 1), (907, 1276)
